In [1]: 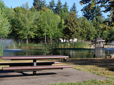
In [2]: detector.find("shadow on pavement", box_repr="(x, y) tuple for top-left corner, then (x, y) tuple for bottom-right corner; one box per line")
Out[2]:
(0, 70), (56, 78)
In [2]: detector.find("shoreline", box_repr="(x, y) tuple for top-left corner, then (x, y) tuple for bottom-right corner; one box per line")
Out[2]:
(89, 45), (114, 49)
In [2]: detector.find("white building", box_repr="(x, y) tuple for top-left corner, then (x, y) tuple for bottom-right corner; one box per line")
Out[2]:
(59, 38), (77, 43)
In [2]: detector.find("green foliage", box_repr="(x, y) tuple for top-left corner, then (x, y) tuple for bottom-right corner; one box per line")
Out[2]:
(108, 27), (114, 41)
(11, 4), (40, 44)
(0, 0), (113, 43)
(92, 16), (103, 37)
(81, 4), (95, 20)
(0, 0), (6, 14)
(0, 44), (3, 56)
(109, 6), (114, 27)
(58, 8), (67, 38)
(33, 0), (46, 11)
(59, 2), (69, 20)
(70, 3), (78, 16)
(0, 0), (11, 37)
(0, 12), (11, 37)
(51, 79), (114, 85)
(79, 17), (96, 40)
(54, 0), (62, 14)
(56, 41), (89, 48)
(48, 0), (55, 11)
(64, 11), (80, 39)
(37, 9), (62, 41)
(80, 0), (114, 25)
(63, 2), (68, 13)
(94, 5), (102, 17)
(81, 1), (102, 21)
(73, 42), (89, 48)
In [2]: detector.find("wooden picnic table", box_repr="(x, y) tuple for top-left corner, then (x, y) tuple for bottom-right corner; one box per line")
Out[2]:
(1, 55), (68, 60)
(1, 55), (72, 75)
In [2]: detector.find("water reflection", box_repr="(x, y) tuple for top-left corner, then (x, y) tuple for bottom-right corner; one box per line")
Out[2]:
(94, 48), (105, 58)
(3, 49), (43, 56)
(53, 48), (95, 58)
(2, 48), (114, 58)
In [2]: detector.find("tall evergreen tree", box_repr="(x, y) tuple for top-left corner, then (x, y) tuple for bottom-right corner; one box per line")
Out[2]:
(33, 0), (46, 11)
(95, 5), (102, 17)
(92, 5), (102, 37)
(108, 1), (114, 27)
(59, 2), (69, 20)
(48, 0), (55, 11)
(82, 2), (102, 21)
(80, 0), (114, 12)
(70, 3), (78, 15)
(64, 11), (80, 39)
(82, 4), (96, 20)
(80, 0), (114, 24)
(63, 2), (68, 13)
(108, 27), (114, 41)
(79, 17), (96, 40)
(92, 16), (103, 37)
(54, 0), (62, 14)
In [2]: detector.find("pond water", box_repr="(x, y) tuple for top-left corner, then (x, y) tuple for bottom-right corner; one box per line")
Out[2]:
(2, 48), (114, 58)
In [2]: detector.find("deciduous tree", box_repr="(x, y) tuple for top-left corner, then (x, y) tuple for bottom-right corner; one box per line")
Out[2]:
(0, 0), (11, 37)
(12, 4), (40, 44)
(36, 9), (61, 43)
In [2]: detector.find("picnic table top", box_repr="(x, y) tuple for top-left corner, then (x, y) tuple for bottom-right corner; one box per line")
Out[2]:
(1, 55), (69, 60)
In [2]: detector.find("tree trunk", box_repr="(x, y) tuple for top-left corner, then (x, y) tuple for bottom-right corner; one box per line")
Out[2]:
(26, 38), (28, 44)
(50, 36), (52, 45)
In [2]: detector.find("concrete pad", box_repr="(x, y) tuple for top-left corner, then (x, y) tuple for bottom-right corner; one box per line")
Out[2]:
(0, 68), (108, 85)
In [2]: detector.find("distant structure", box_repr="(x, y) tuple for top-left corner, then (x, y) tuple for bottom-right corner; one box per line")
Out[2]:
(94, 36), (105, 48)
(59, 38), (77, 43)
(93, 36), (105, 58)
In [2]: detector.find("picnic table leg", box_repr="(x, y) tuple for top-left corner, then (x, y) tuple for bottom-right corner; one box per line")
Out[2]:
(33, 59), (37, 75)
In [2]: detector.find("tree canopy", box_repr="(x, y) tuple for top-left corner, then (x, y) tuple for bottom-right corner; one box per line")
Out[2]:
(0, 0), (114, 43)
(0, 0), (11, 37)
(33, 0), (46, 11)
(64, 11), (80, 39)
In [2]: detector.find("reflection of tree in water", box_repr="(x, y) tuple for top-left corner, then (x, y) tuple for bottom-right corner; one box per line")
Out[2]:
(52, 49), (94, 58)
(13, 50), (43, 56)
(3, 48), (113, 58)
(52, 49), (70, 57)
(94, 48), (105, 58)
(69, 50), (94, 58)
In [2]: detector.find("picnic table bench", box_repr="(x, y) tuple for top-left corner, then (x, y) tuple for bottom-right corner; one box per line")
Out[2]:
(0, 55), (72, 75)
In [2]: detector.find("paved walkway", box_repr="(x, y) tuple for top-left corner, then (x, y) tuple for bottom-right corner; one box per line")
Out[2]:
(0, 68), (108, 85)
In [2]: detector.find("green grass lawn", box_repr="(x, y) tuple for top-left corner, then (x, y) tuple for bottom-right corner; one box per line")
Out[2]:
(51, 79), (113, 85)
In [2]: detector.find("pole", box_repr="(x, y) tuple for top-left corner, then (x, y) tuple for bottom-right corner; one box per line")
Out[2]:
(33, 59), (36, 75)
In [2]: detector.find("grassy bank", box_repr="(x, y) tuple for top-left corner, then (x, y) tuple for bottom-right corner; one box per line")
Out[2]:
(16, 41), (90, 49)
(51, 58), (114, 85)
(51, 79), (113, 85)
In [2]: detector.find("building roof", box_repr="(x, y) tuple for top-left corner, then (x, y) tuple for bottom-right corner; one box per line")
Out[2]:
(94, 36), (105, 42)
